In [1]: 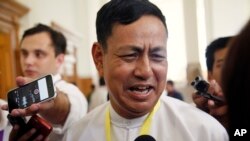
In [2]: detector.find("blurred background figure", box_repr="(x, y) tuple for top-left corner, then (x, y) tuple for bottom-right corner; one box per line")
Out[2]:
(192, 36), (232, 129)
(5, 23), (88, 141)
(88, 76), (108, 111)
(166, 80), (184, 101)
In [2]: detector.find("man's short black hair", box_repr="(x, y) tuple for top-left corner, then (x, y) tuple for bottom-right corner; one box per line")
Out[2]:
(167, 80), (174, 86)
(96, 0), (167, 51)
(99, 76), (106, 86)
(21, 23), (67, 56)
(205, 36), (232, 71)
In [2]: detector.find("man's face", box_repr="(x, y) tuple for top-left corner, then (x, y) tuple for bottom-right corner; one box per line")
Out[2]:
(166, 84), (174, 93)
(93, 15), (168, 118)
(20, 32), (63, 79)
(208, 47), (228, 84)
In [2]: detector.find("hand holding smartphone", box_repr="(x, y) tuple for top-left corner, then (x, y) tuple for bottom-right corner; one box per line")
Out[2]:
(191, 76), (224, 103)
(7, 74), (56, 113)
(7, 75), (55, 140)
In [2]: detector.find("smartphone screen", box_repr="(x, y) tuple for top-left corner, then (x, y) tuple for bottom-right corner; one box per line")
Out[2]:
(8, 75), (56, 112)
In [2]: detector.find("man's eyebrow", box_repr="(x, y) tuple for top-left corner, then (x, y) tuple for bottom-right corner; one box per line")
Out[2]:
(20, 48), (29, 53)
(118, 45), (143, 52)
(150, 46), (166, 52)
(116, 45), (166, 54)
(20, 48), (45, 53)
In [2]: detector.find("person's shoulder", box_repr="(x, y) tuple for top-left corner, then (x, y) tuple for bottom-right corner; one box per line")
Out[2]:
(160, 96), (225, 127)
(55, 80), (85, 97)
(56, 79), (78, 89)
(69, 102), (108, 130)
(174, 90), (182, 95)
(172, 91), (183, 100)
(161, 96), (208, 117)
(159, 97), (228, 140)
(161, 95), (185, 105)
(64, 103), (108, 140)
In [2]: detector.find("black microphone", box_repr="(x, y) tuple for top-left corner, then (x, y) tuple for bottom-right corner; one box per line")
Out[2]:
(134, 135), (156, 141)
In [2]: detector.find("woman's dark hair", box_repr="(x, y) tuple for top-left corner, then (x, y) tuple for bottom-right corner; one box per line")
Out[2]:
(221, 19), (250, 140)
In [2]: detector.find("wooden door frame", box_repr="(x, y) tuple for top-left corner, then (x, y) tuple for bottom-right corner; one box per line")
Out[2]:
(0, 0), (29, 99)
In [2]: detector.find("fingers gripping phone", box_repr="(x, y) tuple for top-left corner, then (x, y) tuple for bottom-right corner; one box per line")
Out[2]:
(25, 114), (53, 140)
(191, 76), (224, 103)
(7, 114), (53, 140)
(7, 74), (56, 113)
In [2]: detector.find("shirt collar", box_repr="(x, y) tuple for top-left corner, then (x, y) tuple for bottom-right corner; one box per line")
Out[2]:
(109, 103), (149, 129)
(52, 73), (62, 84)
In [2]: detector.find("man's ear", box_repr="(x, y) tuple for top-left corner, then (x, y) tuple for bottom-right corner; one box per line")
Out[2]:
(56, 54), (65, 68)
(92, 42), (104, 76)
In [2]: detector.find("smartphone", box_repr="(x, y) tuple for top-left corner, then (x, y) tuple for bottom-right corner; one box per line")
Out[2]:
(191, 76), (224, 103)
(8, 74), (56, 112)
(7, 114), (53, 141)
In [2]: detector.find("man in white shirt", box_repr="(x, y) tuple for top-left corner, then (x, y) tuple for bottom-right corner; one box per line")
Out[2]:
(4, 24), (88, 141)
(63, 0), (228, 141)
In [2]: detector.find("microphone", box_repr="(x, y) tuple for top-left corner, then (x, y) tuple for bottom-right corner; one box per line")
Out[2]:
(134, 135), (156, 141)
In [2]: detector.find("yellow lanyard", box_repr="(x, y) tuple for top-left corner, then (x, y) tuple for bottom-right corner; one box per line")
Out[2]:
(105, 101), (160, 141)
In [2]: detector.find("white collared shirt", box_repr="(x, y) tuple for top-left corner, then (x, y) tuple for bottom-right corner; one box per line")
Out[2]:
(63, 96), (228, 141)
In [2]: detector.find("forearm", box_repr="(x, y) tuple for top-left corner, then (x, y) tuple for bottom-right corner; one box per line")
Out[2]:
(40, 91), (70, 125)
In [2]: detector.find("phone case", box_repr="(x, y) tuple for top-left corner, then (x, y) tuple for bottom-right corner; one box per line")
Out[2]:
(7, 114), (53, 141)
(26, 115), (53, 140)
